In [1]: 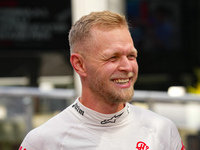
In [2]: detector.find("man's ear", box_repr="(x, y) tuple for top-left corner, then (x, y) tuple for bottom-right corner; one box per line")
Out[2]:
(70, 53), (87, 77)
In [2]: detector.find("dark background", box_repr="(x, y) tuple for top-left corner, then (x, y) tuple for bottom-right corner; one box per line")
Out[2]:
(0, 0), (72, 86)
(126, 0), (200, 91)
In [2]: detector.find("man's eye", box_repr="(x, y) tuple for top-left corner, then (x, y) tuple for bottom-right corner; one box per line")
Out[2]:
(109, 56), (117, 61)
(128, 55), (137, 59)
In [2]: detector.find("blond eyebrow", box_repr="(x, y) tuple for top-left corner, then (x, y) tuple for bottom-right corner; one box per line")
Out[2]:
(102, 47), (137, 56)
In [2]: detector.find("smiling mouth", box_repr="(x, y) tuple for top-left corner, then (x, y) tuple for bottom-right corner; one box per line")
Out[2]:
(113, 78), (130, 84)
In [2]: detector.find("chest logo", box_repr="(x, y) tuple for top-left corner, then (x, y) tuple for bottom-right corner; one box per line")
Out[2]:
(101, 112), (124, 124)
(136, 141), (149, 150)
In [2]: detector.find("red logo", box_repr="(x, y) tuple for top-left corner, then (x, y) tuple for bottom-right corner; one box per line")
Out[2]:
(136, 141), (149, 150)
(19, 146), (26, 150)
(181, 141), (186, 150)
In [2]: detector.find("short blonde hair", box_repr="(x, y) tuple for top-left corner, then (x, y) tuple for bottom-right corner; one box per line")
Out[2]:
(68, 11), (128, 54)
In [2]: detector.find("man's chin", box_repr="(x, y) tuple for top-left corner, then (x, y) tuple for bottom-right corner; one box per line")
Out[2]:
(108, 91), (134, 104)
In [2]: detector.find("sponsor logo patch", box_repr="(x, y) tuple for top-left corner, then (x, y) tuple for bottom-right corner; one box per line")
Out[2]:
(101, 112), (124, 124)
(19, 146), (26, 150)
(72, 103), (84, 116)
(136, 141), (149, 150)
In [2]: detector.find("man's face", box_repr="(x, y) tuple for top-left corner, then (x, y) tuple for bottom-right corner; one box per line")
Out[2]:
(84, 27), (138, 104)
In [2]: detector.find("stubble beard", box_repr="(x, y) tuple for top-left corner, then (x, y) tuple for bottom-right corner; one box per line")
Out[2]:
(88, 74), (135, 104)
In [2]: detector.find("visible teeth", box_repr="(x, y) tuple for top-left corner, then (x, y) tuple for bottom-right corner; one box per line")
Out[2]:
(113, 79), (129, 84)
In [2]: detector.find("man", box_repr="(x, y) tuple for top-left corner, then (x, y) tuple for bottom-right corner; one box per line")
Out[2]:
(19, 11), (185, 150)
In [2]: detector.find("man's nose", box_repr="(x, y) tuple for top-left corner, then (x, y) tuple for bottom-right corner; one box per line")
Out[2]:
(118, 57), (132, 72)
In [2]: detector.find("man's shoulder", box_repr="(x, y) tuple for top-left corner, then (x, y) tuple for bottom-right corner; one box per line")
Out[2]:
(25, 109), (68, 137)
(128, 103), (175, 130)
(128, 103), (181, 146)
(20, 105), (77, 149)
(32, 105), (76, 134)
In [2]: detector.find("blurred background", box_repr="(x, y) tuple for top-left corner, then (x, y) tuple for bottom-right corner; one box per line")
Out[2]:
(0, 0), (200, 149)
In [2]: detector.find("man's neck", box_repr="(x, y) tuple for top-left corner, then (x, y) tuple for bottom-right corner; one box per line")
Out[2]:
(79, 96), (125, 114)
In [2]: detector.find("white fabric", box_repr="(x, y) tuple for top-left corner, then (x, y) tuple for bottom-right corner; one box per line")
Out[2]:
(20, 98), (184, 150)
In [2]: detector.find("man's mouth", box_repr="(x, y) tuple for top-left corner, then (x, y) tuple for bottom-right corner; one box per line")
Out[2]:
(113, 78), (130, 84)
